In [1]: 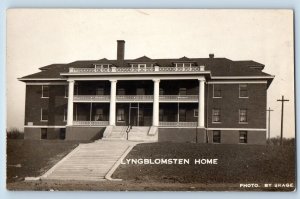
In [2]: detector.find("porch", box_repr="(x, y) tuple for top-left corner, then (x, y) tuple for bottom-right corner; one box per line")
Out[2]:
(72, 102), (198, 127)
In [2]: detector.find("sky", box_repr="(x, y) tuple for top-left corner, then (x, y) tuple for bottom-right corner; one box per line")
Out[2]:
(6, 9), (295, 138)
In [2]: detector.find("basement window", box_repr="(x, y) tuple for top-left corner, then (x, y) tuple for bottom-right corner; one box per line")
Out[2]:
(213, 130), (221, 143)
(239, 131), (248, 143)
(41, 128), (47, 139)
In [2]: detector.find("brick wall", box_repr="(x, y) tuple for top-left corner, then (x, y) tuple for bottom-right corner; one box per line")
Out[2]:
(207, 83), (267, 129)
(25, 84), (68, 126)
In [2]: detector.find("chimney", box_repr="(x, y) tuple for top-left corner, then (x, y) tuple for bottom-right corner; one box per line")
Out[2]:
(117, 40), (125, 66)
(209, 54), (214, 59)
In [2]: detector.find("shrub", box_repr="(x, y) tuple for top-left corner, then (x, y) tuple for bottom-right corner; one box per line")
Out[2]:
(267, 136), (295, 146)
(7, 128), (24, 139)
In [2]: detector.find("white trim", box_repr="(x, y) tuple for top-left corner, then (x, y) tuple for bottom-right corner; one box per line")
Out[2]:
(206, 128), (266, 131)
(208, 81), (267, 84)
(211, 76), (274, 79)
(26, 82), (68, 85)
(25, 125), (66, 128)
(18, 78), (66, 81)
(61, 73), (211, 80)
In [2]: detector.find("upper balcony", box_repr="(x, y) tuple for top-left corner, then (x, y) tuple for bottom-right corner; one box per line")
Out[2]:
(73, 95), (198, 103)
(68, 65), (206, 74)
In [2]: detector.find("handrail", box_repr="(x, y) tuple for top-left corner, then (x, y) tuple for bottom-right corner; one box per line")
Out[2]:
(69, 65), (205, 73)
(126, 125), (132, 140)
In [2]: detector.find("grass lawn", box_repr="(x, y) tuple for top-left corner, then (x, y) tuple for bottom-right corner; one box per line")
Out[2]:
(6, 139), (84, 183)
(7, 141), (295, 191)
(112, 142), (295, 191)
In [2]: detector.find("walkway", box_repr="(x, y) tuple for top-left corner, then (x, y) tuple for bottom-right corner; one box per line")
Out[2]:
(40, 140), (136, 181)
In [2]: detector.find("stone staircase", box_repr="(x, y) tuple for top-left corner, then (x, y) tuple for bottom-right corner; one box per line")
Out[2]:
(103, 126), (158, 142)
(41, 141), (132, 181)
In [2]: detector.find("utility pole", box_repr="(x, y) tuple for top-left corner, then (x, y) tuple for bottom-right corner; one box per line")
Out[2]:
(266, 107), (274, 140)
(277, 96), (289, 146)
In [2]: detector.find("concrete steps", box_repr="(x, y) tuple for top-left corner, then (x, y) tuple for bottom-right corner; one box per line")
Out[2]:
(41, 141), (132, 181)
(103, 126), (158, 142)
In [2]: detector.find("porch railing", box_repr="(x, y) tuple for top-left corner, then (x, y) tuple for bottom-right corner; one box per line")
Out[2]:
(69, 65), (205, 73)
(73, 121), (109, 126)
(73, 95), (110, 101)
(159, 95), (198, 101)
(159, 122), (198, 127)
(116, 95), (154, 101)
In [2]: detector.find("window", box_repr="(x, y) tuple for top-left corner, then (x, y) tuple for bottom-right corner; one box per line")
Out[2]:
(130, 64), (146, 68)
(179, 88), (187, 95)
(138, 109), (144, 123)
(42, 85), (49, 98)
(175, 63), (192, 67)
(212, 109), (221, 123)
(117, 88), (125, 95)
(159, 88), (164, 95)
(96, 88), (104, 95)
(94, 108), (104, 121)
(239, 84), (248, 98)
(117, 108), (125, 121)
(194, 109), (198, 117)
(41, 108), (48, 121)
(59, 129), (66, 140)
(63, 108), (67, 122)
(179, 109), (186, 122)
(239, 109), (248, 123)
(136, 88), (145, 95)
(64, 86), (68, 98)
(239, 131), (247, 143)
(41, 128), (47, 139)
(213, 84), (222, 98)
(213, 130), (221, 143)
(159, 109), (164, 121)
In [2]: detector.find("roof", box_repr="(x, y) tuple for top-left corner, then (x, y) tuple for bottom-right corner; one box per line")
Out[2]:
(19, 56), (273, 80)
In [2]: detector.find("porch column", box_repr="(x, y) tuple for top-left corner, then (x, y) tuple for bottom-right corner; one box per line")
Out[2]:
(67, 80), (74, 126)
(198, 78), (206, 127)
(109, 80), (117, 126)
(153, 79), (160, 126)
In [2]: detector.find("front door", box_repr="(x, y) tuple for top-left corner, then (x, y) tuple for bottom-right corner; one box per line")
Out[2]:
(130, 107), (138, 126)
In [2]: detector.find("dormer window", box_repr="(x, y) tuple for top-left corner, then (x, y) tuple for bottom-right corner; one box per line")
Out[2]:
(175, 63), (193, 67)
(130, 64), (147, 68)
(95, 64), (111, 68)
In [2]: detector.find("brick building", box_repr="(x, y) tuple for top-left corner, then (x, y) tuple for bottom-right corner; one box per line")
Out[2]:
(19, 40), (274, 144)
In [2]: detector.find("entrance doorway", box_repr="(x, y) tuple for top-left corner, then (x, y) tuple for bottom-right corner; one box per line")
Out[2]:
(129, 103), (139, 126)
